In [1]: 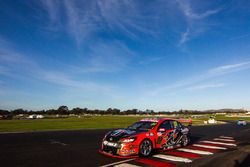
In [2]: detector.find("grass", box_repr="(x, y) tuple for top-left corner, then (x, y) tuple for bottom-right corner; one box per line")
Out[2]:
(0, 116), (143, 132)
(215, 115), (250, 121)
(0, 115), (249, 132)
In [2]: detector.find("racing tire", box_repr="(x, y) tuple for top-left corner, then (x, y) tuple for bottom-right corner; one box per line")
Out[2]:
(181, 135), (190, 147)
(139, 139), (153, 157)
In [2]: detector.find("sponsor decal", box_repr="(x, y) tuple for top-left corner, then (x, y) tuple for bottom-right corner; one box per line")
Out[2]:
(120, 149), (135, 153)
(157, 132), (162, 136)
(145, 132), (154, 136)
(181, 128), (189, 133)
(103, 141), (118, 147)
(168, 146), (174, 149)
(129, 145), (138, 149)
(157, 137), (163, 144)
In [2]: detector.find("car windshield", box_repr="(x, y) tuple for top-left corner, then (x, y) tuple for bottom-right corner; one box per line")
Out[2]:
(127, 121), (158, 130)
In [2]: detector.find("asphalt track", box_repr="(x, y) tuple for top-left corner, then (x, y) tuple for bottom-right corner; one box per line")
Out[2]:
(0, 121), (250, 167)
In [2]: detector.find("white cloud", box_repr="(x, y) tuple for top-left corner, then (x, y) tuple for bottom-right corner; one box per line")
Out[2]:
(139, 56), (165, 65)
(179, 28), (190, 45)
(76, 41), (134, 73)
(38, 0), (221, 47)
(176, 0), (221, 45)
(97, 0), (158, 39)
(39, 0), (168, 44)
(40, 0), (60, 24)
(208, 61), (250, 75)
(39, 0), (146, 44)
(0, 39), (115, 95)
(147, 61), (250, 96)
(40, 70), (113, 93)
(63, 0), (101, 45)
(177, 0), (220, 20)
(187, 83), (225, 91)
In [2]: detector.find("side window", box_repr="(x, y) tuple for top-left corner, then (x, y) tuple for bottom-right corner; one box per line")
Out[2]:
(173, 121), (178, 128)
(171, 121), (183, 129)
(177, 121), (184, 128)
(169, 121), (178, 129)
(158, 121), (172, 131)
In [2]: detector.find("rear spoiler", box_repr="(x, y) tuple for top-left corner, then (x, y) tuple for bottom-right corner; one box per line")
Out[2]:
(178, 119), (192, 126)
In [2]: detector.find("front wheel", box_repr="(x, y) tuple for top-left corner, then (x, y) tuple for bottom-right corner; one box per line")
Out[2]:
(139, 139), (153, 157)
(181, 135), (190, 147)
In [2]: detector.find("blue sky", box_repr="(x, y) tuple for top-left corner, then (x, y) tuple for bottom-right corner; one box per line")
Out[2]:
(0, 0), (250, 111)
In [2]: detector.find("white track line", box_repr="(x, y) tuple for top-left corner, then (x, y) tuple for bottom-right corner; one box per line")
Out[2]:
(153, 154), (192, 163)
(99, 159), (135, 167)
(214, 138), (235, 142)
(193, 144), (227, 150)
(178, 148), (213, 155)
(200, 140), (237, 146)
(114, 163), (141, 167)
(219, 136), (234, 139)
(49, 139), (67, 146)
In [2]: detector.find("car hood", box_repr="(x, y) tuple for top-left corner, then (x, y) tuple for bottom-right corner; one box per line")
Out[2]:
(105, 129), (145, 142)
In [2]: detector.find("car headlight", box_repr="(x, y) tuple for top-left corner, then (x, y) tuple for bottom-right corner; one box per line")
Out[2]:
(121, 137), (137, 143)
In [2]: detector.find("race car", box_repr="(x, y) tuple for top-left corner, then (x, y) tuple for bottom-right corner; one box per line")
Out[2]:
(99, 118), (191, 157)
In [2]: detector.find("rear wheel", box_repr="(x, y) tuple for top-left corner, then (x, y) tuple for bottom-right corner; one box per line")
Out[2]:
(181, 135), (189, 147)
(139, 139), (152, 157)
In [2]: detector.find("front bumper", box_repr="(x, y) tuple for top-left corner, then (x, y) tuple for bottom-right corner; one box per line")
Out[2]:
(101, 140), (139, 157)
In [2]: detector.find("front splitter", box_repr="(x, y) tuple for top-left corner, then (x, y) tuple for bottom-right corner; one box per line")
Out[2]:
(98, 150), (138, 159)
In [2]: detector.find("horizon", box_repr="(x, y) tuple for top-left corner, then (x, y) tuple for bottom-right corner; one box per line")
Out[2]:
(1, 106), (248, 113)
(1, 0), (250, 111)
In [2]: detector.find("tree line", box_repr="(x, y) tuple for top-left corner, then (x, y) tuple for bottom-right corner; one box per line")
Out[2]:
(0, 106), (248, 116)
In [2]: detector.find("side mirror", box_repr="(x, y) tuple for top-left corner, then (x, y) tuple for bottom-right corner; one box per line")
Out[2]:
(158, 128), (166, 132)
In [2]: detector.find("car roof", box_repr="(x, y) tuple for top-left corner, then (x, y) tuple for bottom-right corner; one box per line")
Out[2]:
(140, 117), (174, 122)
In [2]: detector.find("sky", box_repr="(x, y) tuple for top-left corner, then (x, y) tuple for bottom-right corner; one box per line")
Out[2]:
(0, 0), (250, 111)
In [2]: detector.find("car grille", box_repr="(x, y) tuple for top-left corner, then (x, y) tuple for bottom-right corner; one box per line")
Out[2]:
(103, 145), (118, 155)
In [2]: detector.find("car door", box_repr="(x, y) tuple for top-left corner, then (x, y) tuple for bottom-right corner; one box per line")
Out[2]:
(170, 120), (182, 144)
(156, 120), (174, 148)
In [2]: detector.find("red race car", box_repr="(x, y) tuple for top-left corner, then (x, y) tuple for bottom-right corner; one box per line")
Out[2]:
(100, 118), (191, 157)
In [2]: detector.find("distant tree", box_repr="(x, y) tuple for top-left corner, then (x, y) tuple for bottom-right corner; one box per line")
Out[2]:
(106, 108), (113, 114)
(94, 109), (100, 114)
(12, 108), (27, 115)
(36, 110), (46, 114)
(71, 107), (83, 115)
(112, 108), (120, 115)
(0, 109), (10, 115)
(58, 106), (69, 115)
(46, 109), (57, 115)
(124, 109), (138, 115)
(106, 108), (120, 115)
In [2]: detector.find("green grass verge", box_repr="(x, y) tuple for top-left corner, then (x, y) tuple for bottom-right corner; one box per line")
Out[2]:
(215, 115), (250, 121)
(0, 116), (143, 132)
(0, 115), (249, 132)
